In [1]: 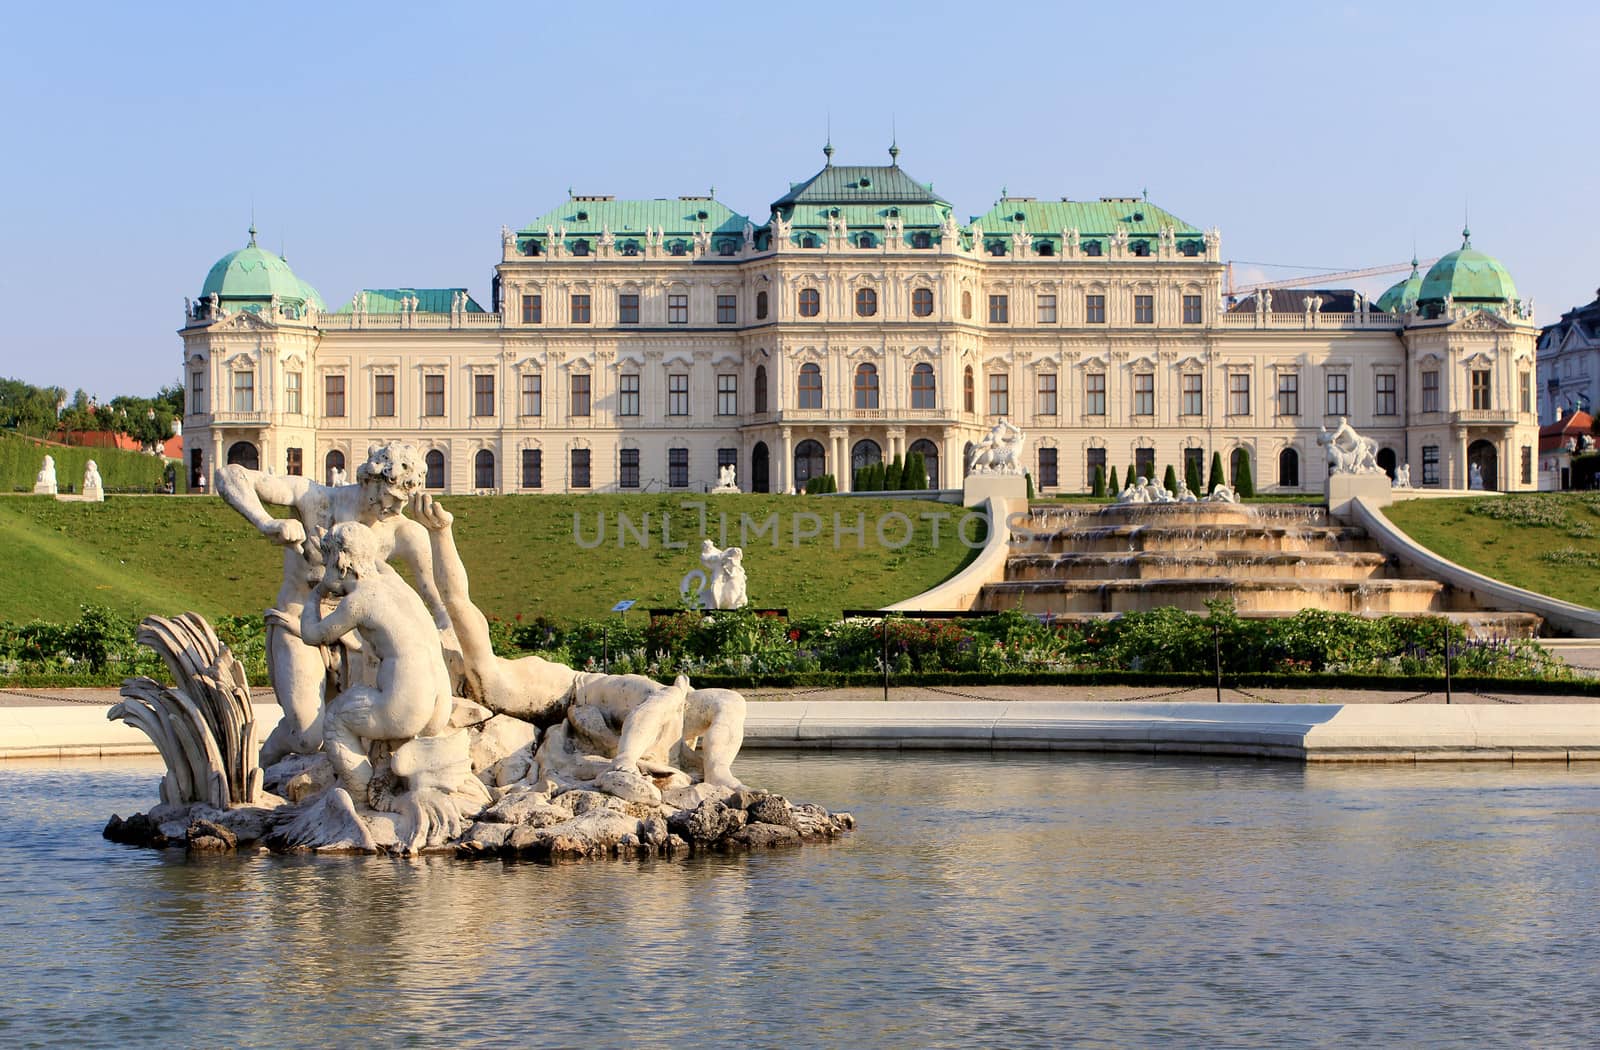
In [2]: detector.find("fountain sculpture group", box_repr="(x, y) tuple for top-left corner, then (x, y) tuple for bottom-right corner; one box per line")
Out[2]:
(104, 442), (852, 859)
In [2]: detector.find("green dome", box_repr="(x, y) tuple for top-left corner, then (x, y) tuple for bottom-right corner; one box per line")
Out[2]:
(201, 227), (322, 309)
(1376, 259), (1423, 314)
(1418, 229), (1517, 307)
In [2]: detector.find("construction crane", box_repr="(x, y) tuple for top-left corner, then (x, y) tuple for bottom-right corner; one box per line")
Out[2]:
(1225, 259), (1438, 300)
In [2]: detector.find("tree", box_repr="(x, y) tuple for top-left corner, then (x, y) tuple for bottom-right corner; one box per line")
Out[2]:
(1108, 466), (1120, 495)
(903, 450), (927, 490)
(885, 454), (903, 491)
(1185, 456), (1203, 496)
(1208, 451), (1225, 494)
(1092, 465), (1106, 498)
(1127, 463), (1136, 488)
(1162, 464), (1178, 494)
(1025, 472), (1034, 500)
(0, 377), (66, 437)
(1233, 450), (1255, 498)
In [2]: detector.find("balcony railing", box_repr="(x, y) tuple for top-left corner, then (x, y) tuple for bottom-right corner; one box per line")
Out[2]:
(1453, 409), (1520, 426)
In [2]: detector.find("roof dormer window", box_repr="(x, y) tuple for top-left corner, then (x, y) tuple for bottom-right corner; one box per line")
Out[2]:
(570, 239), (590, 256)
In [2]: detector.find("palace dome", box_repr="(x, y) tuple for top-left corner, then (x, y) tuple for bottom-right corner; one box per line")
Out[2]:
(201, 227), (323, 309)
(1417, 229), (1517, 308)
(1375, 259), (1423, 314)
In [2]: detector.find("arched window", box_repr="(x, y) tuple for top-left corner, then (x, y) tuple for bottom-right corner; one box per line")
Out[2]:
(425, 449), (445, 489)
(800, 233), (819, 249)
(911, 231), (932, 249)
(989, 241), (1007, 256)
(1376, 448), (1397, 480)
(963, 366), (975, 413)
(798, 363), (822, 409)
(961, 290), (973, 319)
(912, 363), (936, 409)
(912, 288), (933, 317)
(858, 232), (876, 249)
(908, 438), (939, 488)
(1231, 448), (1251, 488)
(717, 240), (737, 256)
(855, 288), (878, 317)
(851, 439), (883, 471)
(754, 365), (768, 413)
(751, 442), (770, 493)
(570, 239), (589, 256)
(755, 290), (768, 320)
(1036, 240), (1055, 256)
(1084, 240), (1102, 257)
(474, 449), (496, 489)
(324, 450), (345, 485)
(854, 363), (880, 409)
(1131, 240), (1150, 257)
(1277, 448), (1299, 489)
(794, 439), (826, 488)
(669, 241), (687, 256)
(798, 288), (820, 317)
(226, 441), (259, 471)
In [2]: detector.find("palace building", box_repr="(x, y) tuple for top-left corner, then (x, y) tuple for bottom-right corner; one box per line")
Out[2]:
(181, 149), (1541, 495)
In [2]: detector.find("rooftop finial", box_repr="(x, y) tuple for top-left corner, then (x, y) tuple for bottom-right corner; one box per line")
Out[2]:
(1462, 203), (1471, 248)
(889, 117), (899, 164)
(824, 113), (833, 166)
(247, 223), (257, 247)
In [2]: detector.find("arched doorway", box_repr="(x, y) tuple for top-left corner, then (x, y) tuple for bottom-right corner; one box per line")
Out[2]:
(751, 442), (770, 493)
(1278, 447), (1300, 488)
(226, 441), (259, 471)
(1468, 440), (1498, 490)
(793, 439), (825, 489)
(909, 438), (939, 488)
(189, 448), (204, 489)
(324, 449), (345, 485)
(1376, 447), (1397, 480)
(851, 439), (882, 471)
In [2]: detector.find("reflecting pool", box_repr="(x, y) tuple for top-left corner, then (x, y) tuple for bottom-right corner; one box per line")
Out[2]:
(1, 753), (1597, 1048)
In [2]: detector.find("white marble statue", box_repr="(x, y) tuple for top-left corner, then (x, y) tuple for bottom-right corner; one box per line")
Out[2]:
(33, 455), (57, 495)
(82, 460), (105, 502)
(969, 418), (1026, 475)
(1174, 479), (1199, 503)
(1117, 477), (1150, 504)
(711, 463), (740, 494)
(682, 539), (748, 611)
(1318, 417), (1383, 476)
(1394, 464), (1412, 489)
(1469, 463), (1485, 490)
(1205, 482), (1239, 503)
(329, 466), (348, 486)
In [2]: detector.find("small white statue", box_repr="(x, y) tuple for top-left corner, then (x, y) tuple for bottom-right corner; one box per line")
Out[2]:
(33, 455), (58, 495)
(1318, 417), (1383, 476)
(1469, 463), (1485, 490)
(1205, 482), (1239, 503)
(682, 539), (748, 610)
(82, 460), (104, 502)
(969, 418), (1027, 476)
(1175, 479), (1199, 503)
(329, 466), (348, 486)
(1149, 479), (1177, 503)
(711, 463), (740, 494)
(1394, 464), (1412, 489)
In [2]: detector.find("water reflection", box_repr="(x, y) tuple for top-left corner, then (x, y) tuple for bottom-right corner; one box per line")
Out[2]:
(1, 754), (1597, 1048)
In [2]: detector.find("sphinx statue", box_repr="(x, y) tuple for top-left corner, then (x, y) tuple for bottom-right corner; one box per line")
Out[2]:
(33, 455), (57, 495)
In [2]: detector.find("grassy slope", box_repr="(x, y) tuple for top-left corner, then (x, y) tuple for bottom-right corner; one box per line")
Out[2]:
(1384, 494), (1600, 610)
(0, 493), (975, 623)
(0, 432), (182, 493)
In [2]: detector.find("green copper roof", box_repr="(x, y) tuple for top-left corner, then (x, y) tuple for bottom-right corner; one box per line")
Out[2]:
(1418, 229), (1517, 305)
(772, 162), (949, 210)
(517, 197), (748, 242)
(1376, 260), (1423, 314)
(969, 198), (1200, 236)
(201, 228), (322, 307)
(333, 288), (486, 314)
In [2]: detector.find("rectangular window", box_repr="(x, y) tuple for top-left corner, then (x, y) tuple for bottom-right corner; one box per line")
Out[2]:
(1134, 294), (1154, 324)
(1037, 373), (1058, 416)
(618, 374), (640, 417)
(570, 448), (590, 489)
(668, 293), (688, 324)
(521, 293), (541, 324)
(1520, 372), (1532, 414)
(1278, 373), (1299, 416)
(668, 374), (689, 416)
(989, 294), (1009, 323)
(668, 447), (689, 488)
(988, 373), (1009, 416)
(286, 447), (302, 476)
(1037, 294), (1057, 324)
(1522, 445), (1533, 485)
(1085, 294), (1106, 324)
(1086, 448), (1107, 491)
(717, 294), (737, 324)
(283, 371), (302, 415)
(423, 374), (445, 417)
(1184, 447), (1205, 483)
(717, 448), (737, 478)
(1326, 373), (1348, 416)
(521, 448), (542, 489)
(520, 374), (542, 417)
(1039, 448), (1058, 488)
(1182, 374), (1203, 416)
(618, 293), (639, 325)
(473, 374), (495, 417)
(1182, 294), (1203, 324)
(1085, 373), (1106, 416)
(324, 374), (345, 417)
(231, 371), (254, 413)
(570, 294), (591, 324)
(1376, 373), (1397, 416)
(570, 374), (591, 417)
(1472, 369), (1491, 410)
(1133, 373), (1154, 416)
(1229, 373), (1250, 416)
(1135, 448), (1156, 480)
(1422, 445), (1440, 486)
(373, 373), (395, 417)
(717, 374), (737, 416)
(619, 448), (640, 489)
(1422, 370), (1440, 413)
(191, 371), (205, 413)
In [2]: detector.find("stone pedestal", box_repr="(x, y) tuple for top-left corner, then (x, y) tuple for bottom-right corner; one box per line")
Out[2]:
(1326, 472), (1392, 522)
(963, 473), (1028, 509)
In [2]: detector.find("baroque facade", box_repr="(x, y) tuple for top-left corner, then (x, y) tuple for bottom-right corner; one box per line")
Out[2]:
(181, 150), (1542, 495)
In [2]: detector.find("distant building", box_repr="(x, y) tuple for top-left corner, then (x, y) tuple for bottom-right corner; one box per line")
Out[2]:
(1537, 289), (1600, 425)
(180, 150), (1543, 495)
(1538, 409), (1594, 489)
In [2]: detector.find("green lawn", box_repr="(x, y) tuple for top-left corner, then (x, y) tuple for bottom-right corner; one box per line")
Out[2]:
(0, 492), (977, 624)
(1384, 493), (1600, 610)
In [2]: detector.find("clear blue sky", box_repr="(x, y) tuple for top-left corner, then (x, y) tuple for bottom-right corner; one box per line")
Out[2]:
(1, 0), (1595, 398)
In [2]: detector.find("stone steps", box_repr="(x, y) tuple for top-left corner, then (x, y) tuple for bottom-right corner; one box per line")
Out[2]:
(1005, 550), (1392, 582)
(978, 577), (1447, 616)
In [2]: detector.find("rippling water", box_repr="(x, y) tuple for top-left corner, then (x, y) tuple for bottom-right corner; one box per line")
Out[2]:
(2, 753), (1598, 1048)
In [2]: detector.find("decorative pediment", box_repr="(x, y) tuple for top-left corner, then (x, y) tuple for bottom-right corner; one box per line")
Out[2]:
(710, 351), (742, 368)
(1175, 354), (1204, 371)
(221, 349), (259, 368)
(661, 350), (695, 369)
(1077, 353), (1109, 370)
(1127, 354), (1158, 371)
(1453, 309), (1512, 332)
(845, 344), (881, 361)
(1461, 351), (1495, 369)
(212, 311), (276, 333)
(614, 349), (645, 368)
